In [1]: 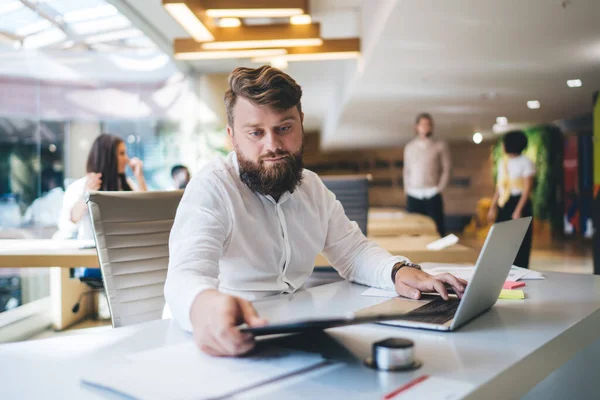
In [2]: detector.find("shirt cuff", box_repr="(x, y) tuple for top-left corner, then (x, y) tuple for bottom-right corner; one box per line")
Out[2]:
(380, 256), (410, 291)
(169, 283), (216, 332)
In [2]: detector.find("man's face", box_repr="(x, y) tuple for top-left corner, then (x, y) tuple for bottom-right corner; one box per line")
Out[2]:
(415, 118), (433, 138)
(227, 96), (304, 196)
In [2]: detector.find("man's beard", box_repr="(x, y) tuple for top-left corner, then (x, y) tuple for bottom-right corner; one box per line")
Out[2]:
(237, 147), (304, 197)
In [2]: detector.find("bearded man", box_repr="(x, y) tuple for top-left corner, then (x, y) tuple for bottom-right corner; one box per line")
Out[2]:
(165, 66), (466, 357)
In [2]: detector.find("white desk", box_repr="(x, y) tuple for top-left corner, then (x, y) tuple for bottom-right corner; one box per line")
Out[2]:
(1, 272), (599, 399)
(0, 240), (100, 330)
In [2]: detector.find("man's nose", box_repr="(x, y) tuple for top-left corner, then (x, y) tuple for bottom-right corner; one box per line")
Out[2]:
(263, 130), (283, 152)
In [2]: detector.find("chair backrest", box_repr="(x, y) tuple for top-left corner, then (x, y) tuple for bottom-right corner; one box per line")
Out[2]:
(321, 176), (370, 235)
(86, 190), (183, 328)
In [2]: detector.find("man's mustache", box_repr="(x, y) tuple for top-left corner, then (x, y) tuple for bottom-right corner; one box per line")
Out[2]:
(259, 150), (291, 162)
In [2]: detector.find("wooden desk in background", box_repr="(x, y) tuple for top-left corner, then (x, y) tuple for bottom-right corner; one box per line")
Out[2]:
(0, 240), (99, 330)
(315, 235), (478, 267)
(368, 210), (439, 237)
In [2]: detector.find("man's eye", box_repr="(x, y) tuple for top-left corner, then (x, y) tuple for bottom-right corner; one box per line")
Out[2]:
(279, 126), (290, 132)
(250, 131), (261, 137)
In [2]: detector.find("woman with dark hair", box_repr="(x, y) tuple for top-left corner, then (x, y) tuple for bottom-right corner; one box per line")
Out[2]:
(57, 133), (147, 239)
(488, 130), (535, 268)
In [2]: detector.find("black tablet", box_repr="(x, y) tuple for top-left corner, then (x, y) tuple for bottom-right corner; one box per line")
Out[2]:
(239, 311), (440, 336)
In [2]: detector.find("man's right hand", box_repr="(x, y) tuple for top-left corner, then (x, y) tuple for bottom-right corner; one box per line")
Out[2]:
(190, 289), (267, 357)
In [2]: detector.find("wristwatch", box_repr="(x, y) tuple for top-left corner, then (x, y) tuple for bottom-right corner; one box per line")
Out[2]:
(391, 261), (422, 284)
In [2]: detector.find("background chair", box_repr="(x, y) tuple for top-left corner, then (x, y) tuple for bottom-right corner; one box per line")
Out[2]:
(309, 175), (370, 287)
(86, 190), (183, 328)
(321, 175), (370, 235)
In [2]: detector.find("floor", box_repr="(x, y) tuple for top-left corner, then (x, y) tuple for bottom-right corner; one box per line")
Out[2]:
(26, 235), (595, 341)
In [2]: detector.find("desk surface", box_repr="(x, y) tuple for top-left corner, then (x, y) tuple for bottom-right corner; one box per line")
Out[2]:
(0, 239), (99, 268)
(368, 212), (439, 237)
(315, 235), (478, 267)
(1, 271), (599, 399)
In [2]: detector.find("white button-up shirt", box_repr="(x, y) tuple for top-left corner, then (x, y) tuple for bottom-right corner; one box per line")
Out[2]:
(165, 152), (408, 331)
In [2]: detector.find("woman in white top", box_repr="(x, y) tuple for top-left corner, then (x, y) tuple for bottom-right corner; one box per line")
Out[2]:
(57, 133), (148, 240)
(488, 130), (536, 268)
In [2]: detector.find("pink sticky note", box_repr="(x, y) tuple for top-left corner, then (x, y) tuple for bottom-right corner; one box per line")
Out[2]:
(503, 281), (526, 290)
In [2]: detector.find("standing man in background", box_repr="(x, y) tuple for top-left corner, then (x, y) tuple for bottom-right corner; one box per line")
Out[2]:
(403, 113), (451, 237)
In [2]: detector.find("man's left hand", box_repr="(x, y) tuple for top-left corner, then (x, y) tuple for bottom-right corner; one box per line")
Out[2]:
(394, 267), (467, 300)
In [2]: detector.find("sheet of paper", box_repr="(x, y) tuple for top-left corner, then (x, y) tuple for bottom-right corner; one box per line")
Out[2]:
(420, 263), (536, 282)
(80, 342), (326, 400)
(426, 234), (459, 250)
(362, 287), (402, 298)
(389, 376), (474, 400)
(511, 265), (545, 280)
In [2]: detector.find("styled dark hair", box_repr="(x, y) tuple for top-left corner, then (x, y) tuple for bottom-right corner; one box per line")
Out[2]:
(415, 112), (433, 124)
(170, 164), (188, 178)
(503, 130), (528, 155)
(224, 65), (303, 127)
(86, 133), (131, 192)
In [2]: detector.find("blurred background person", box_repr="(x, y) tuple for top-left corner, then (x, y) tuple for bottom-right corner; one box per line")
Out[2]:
(169, 164), (191, 190)
(403, 113), (451, 237)
(22, 167), (64, 228)
(57, 133), (147, 240)
(488, 130), (535, 268)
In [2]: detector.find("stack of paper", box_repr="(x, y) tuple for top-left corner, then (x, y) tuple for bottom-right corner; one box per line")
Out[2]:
(80, 342), (326, 400)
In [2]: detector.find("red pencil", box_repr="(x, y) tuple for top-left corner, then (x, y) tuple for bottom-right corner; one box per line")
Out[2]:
(383, 375), (430, 399)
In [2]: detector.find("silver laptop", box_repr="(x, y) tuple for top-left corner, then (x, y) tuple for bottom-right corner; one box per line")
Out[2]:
(358, 217), (532, 331)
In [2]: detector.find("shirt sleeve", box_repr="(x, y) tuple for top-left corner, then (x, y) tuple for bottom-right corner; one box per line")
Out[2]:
(319, 181), (408, 291)
(164, 174), (231, 332)
(521, 157), (536, 177)
(437, 141), (452, 192)
(126, 177), (139, 192)
(56, 178), (84, 239)
(402, 144), (411, 191)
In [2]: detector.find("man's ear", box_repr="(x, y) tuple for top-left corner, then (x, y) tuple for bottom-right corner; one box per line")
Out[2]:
(301, 112), (304, 123)
(226, 124), (233, 140)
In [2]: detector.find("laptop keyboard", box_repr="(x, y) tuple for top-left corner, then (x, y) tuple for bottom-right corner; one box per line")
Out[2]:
(404, 298), (461, 325)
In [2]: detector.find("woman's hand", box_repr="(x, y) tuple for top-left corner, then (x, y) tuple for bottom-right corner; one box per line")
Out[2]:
(129, 158), (144, 177)
(85, 173), (102, 191)
(487, 205), (497, 224)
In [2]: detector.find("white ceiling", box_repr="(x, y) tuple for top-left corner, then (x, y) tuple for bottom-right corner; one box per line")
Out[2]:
(125, 0), (599, 148)
(4, 0), (597, 146)
(323, 0), (600, 148)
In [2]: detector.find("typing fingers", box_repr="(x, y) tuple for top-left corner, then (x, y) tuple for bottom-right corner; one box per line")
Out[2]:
(435, 273), (467, 299)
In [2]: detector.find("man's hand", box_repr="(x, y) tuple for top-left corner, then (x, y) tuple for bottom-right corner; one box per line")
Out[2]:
(190, 289), (267, 357)
(394, 267), (468, 300)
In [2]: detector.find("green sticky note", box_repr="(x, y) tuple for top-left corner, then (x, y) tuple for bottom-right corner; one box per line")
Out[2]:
(499, 289), (525, 300)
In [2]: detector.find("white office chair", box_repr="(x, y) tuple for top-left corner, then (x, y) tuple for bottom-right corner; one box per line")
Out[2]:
(86, 190), (183, 328)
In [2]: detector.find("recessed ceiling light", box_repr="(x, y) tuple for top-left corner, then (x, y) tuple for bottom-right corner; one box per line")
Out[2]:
(496, 116), (508, 125)
(269, 57), (288, 70)
(217, 17), (241, 28)
(205, 8), (304, 18)
(567, 79), (582, 88)
(527, 100), (540, 109)
(290, 14), (312, 25)
(473, 132), (483, 144)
